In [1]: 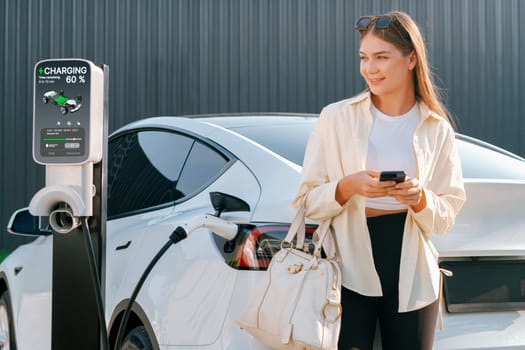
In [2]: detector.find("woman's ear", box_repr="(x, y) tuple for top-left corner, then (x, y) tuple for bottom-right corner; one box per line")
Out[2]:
(408, 51), (417, 70)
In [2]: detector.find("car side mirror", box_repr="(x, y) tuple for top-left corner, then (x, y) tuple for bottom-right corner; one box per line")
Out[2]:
(7, 208), (52, 236)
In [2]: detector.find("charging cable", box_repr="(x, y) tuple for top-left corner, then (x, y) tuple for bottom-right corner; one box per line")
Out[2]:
(113, 226), (187, 350)
(114, 215), (238, 350)
(81, 217), (110, 350)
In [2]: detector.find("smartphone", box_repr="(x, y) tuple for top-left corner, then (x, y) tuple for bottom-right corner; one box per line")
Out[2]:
(379, 171), (406, 183)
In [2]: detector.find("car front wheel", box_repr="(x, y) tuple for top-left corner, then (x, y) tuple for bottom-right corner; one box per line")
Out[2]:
(0, 291), (16, 350)
(121, 326), (152, 350)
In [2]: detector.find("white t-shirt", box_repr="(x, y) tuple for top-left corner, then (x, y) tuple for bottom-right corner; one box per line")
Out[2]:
(366, 103), (420, 210)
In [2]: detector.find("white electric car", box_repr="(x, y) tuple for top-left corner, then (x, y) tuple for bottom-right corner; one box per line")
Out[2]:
(1, 114), (525, 349)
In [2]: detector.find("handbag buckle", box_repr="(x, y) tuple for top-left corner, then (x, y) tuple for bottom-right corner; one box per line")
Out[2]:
(280, 240), (294, 251)
(321, 300), (342, 322)
(287, 263), (303, 274)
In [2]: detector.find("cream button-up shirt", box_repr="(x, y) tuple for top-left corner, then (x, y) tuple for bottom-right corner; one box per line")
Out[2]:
(293, 92), (466, 312)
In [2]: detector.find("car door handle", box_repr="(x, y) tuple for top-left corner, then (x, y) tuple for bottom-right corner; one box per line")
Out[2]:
(116, 240), (132, 251)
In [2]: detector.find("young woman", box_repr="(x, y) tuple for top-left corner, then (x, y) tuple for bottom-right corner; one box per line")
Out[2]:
(293, 11), (466, 350)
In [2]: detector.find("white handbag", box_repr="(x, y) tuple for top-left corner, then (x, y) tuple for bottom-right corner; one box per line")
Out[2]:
(237, 206), (342, 349)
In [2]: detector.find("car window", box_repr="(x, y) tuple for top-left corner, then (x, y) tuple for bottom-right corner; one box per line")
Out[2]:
(137, 131), (192, 181)
(107, 130), (229, 218)
(177, 141), (229, 196)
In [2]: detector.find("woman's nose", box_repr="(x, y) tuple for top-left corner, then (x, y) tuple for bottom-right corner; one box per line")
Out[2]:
(364, 60), (378, 74)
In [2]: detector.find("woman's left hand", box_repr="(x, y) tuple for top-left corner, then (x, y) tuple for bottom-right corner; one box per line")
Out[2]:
(388, 177), (426, 212)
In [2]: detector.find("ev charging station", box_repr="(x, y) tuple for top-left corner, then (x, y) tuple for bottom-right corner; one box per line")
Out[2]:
(25, 58), (240, 350)
(29, 58), (108, 350)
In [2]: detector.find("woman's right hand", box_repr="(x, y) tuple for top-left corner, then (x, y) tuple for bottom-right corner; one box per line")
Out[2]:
(335, 170), (396, 205)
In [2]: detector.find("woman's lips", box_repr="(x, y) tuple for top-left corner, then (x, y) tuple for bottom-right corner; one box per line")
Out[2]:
(368, 78), (384, 85)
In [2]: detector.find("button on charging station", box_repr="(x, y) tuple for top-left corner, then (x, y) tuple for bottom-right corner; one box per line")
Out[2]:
(65, 142), (80, 149)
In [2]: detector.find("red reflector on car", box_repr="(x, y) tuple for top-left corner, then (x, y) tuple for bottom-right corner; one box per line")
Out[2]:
(235, 224), (317, 270)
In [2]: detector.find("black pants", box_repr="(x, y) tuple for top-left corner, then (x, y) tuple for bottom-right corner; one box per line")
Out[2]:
(337, 213), (439, 350)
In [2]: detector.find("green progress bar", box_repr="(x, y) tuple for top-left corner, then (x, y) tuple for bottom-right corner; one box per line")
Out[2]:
(43, 138), (67, 141)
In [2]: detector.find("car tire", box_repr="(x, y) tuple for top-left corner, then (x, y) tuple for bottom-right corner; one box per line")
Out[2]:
(121, 326), (153, 350)
(43, 97), (49, 104)
(59, 106), (68, 115)
(0, 291), (17, 350)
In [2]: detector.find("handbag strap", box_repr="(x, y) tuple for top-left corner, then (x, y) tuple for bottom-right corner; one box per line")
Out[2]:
(284, 205), (306, 247)
(312, 219), (332, 257)
(283, 205), (333, 258)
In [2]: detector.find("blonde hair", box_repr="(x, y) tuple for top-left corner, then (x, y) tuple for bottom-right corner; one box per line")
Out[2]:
(358, 11), (455, 128)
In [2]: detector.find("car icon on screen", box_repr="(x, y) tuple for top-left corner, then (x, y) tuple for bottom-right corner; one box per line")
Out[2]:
(42, 90), (82, 115)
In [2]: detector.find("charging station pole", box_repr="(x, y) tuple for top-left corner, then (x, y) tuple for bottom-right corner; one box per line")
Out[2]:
(30, 59), (108, 350)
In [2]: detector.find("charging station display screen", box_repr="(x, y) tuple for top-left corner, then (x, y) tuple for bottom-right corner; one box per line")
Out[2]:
(34, 60), (92, 164)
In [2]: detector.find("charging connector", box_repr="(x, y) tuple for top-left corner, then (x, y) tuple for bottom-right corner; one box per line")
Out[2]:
(180, 214), (238, 241)
(49, 203), (81, 234)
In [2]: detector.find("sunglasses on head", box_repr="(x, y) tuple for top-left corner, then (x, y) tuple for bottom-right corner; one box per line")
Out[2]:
(354, 15), (410, 41)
